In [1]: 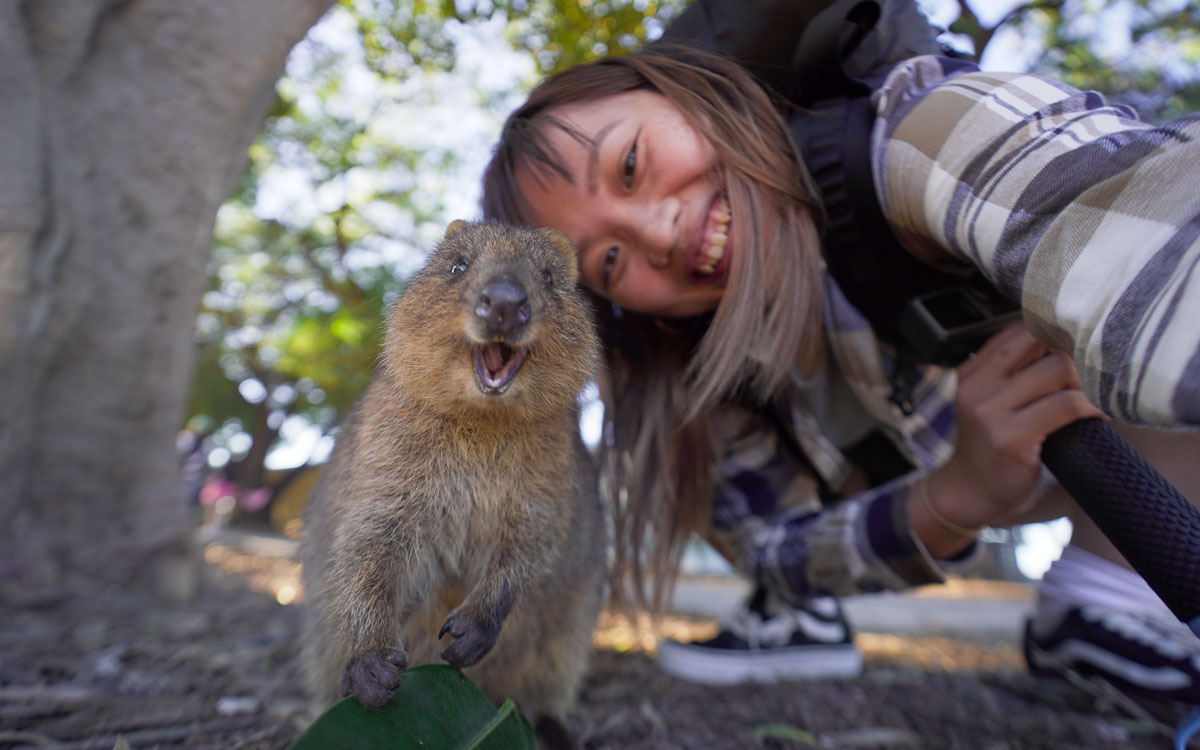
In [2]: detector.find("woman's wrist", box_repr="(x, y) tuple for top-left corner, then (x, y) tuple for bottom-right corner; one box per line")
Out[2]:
(909, 468), (983, 559)
(917, 476), (982, 537)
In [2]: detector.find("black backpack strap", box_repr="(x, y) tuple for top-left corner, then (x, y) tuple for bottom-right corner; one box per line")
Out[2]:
(789, 0), (879, 103)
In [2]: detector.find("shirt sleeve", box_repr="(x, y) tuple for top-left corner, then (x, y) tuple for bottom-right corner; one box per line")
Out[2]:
(871, 55), (1200, 426)
(707, 404), (979, 600)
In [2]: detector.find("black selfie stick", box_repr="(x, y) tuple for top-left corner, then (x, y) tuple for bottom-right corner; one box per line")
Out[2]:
(1041, 420), (1200, 749)
(1041, 419), (1200, 636)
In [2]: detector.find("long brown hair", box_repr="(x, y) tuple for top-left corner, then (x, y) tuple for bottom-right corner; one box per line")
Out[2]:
(482, 45), (824, 611)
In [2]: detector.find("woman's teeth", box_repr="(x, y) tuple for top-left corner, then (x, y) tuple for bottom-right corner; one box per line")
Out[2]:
(697, 198), (730, 276)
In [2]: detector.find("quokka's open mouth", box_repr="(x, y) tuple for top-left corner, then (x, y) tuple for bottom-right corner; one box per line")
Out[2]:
(472, 342), (527, 394)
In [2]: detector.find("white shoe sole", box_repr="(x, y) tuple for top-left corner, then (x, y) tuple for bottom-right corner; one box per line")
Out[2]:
(655, 641), (863, 685)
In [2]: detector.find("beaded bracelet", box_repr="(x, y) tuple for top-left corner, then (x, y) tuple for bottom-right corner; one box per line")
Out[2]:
(917, 476), (982, 537)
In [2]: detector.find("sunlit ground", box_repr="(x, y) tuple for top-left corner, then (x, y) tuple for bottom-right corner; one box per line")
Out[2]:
(588, 611), (1026, 671)
(203, 540), (303, 606)
(203, 536), (1026, 673)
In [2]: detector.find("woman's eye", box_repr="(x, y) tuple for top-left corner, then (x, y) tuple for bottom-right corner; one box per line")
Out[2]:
(621, 141), (637, 188)
(603, 246), (619, 287)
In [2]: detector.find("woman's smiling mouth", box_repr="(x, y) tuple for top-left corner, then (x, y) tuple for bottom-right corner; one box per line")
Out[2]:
(694, 195), (730, 278)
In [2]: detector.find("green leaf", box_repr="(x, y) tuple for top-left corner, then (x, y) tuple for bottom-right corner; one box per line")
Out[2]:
(289, 664), (536, 750)
(751, 723), (817, 744)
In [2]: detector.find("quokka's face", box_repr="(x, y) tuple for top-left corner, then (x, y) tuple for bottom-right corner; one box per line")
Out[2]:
(390, 222), (597, 413)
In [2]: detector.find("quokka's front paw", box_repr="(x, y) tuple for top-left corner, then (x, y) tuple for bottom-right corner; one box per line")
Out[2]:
(339, 645), (407, 709)
(439, 610), (501, 668)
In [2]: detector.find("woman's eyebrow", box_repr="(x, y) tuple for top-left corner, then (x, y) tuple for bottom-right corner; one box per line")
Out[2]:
(585, 121), (619, 195)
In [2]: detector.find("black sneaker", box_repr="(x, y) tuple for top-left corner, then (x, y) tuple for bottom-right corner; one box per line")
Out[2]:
(655, 588), (862, 685)
(1024, 605), (1200, 703)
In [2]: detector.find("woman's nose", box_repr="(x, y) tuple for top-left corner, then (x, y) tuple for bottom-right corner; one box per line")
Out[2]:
(641, 199), (679, 268)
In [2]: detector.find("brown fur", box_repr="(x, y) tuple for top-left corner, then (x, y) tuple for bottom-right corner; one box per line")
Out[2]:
(300, 221), (605, 735)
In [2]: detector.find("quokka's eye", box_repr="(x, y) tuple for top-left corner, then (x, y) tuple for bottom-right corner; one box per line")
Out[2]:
(450, 258), (469, 275)
(542, 269), (554, 287)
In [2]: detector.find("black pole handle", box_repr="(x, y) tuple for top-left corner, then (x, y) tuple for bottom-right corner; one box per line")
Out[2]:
(1041, 418), (1200, 632)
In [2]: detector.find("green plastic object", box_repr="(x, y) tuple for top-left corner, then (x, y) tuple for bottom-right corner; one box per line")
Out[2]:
(289, 664), (536, 750)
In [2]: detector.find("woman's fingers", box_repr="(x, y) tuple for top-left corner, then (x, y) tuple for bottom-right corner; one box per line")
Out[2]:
(1014, 387), (1104, 439)
(958, 321), (1046, 383)
(941, 320), (1106, 533)
(968, 349), (1104, 451)
(988, 350), (1081, 411)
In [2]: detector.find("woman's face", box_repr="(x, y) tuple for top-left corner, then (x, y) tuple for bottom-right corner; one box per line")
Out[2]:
(515, 90), (733, 318)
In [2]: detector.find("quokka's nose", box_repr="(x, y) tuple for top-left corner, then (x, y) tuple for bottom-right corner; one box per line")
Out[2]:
(475, 277), (530, 336)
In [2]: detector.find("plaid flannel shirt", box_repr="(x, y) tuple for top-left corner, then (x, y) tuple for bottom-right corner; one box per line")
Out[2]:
(709, 56), (1200, 601)
(875, 56), (1200, 426)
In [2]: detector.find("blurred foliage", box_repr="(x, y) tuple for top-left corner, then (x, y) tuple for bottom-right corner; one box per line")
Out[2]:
(949, 0), (1200, 121)
(344, 0), (688, 76)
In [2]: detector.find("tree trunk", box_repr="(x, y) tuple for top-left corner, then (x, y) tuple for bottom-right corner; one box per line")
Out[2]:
(0, 0), (335, 598)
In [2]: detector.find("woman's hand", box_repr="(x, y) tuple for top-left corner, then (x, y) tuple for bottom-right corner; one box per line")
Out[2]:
(913, 321), (1105, 557)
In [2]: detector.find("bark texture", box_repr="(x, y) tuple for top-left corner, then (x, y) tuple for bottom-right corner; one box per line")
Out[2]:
(0, 0), (335, 595)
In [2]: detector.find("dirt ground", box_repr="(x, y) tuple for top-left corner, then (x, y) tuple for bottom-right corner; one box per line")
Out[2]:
(0, 531), (1191, 750)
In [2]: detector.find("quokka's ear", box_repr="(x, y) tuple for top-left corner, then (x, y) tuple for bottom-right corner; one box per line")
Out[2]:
(444, 220), (471, 238)
(537, 227), (578, 283)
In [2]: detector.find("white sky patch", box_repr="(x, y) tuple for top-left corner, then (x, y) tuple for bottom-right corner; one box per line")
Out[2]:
(579, 381), (603, 450)
(255, 164), (320, 226)
(1015, 518), (1072, 579)
(979, 26), (1037, 73)
(918, 0), (1027, 28)
(1090, 1), (1133, 60)
(266, 415), (334, 470)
